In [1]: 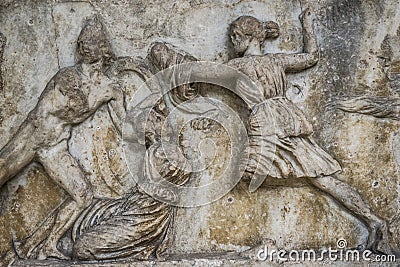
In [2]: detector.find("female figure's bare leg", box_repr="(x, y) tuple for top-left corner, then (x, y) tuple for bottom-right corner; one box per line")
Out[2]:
(308, 175), (391, 253)
(36, 140), (93, 259)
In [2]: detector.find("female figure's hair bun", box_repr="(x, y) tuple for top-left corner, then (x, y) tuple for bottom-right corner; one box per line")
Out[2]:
(230, 16), (280, 42)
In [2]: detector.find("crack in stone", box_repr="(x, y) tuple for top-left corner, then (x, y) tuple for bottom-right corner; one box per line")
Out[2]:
(51, 5), (61, 70)
(0, 32), (5, 97)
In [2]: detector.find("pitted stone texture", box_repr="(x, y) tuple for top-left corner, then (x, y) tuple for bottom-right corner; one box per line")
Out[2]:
(0, 0), (399, 263)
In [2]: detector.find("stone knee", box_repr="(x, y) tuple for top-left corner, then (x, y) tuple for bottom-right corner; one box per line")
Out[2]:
(36, 144), (94, 210)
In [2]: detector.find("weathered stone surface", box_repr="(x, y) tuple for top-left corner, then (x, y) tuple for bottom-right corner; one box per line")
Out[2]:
(10, 254), (398, 267)
(0, 0), (400, 266)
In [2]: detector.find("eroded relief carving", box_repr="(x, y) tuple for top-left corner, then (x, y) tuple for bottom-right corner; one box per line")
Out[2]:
(71, 44), (197, 261)
(0, 21), (200, 262)
(183, 8), (391, 254)
(1, 2), (399, 266)
(0, 17), (127, 260)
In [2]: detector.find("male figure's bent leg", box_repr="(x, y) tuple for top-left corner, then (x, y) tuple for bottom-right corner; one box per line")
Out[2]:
(36, 140), (93, 259)
(0, 126), (37, 187)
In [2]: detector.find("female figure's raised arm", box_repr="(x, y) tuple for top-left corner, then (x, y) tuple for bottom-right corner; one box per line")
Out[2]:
(273, 8), (319, 73)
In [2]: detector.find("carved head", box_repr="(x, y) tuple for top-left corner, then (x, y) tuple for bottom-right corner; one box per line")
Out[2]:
(148, 42), (198, 102)
(229, 16), (279, 56)
(148, 42), (197, 70)
(148, 42), (170, 70)
(77, 16), (113, 64)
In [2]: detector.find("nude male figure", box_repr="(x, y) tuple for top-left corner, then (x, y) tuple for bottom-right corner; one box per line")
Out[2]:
(0, 16), (125, 259)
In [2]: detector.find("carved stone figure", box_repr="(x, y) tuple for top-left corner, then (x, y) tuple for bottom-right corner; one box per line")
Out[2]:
(71, 145), (190, 260)
(185, 8), (391, 253)
(226, 13), (339, 186)
(0, 16), (126, 259)
(230, 8), (392, 253)
(147, 42), (221, 145)
(239, 8), (390, 253)
(71, 42), (196, 261)
(2, 1), (400, 265)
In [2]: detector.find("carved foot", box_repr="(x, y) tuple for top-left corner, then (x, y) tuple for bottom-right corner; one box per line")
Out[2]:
(37, 243), (70, 260)
(367, 220), (392, 255)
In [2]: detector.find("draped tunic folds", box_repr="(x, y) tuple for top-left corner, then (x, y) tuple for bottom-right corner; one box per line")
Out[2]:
(228, 55), (341, 179)
(71, 98), (190, 260)
(71, 142), (190, 260)
(72, 190), (172, 260)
